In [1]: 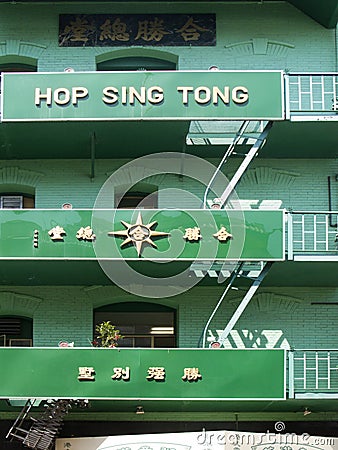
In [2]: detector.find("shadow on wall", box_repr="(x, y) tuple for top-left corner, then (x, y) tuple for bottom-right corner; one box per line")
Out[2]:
(207, 328), (290, 349)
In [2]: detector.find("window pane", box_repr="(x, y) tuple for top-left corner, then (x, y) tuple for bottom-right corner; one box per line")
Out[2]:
(94, 308), (175, 348)
(118, 337), (134, 348)
(154, 336), (176, 348)
(134, 336), (152, 347)
(116, 192), (158, 209)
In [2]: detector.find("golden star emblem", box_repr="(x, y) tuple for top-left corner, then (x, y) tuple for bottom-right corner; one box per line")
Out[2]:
(108, 212), (170, 257)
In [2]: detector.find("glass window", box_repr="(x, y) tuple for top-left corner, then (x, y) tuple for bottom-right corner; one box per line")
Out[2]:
(94, 303), (176, 348)
(0, 63), (37, 73)
(0, 194), (35, 209)
(0, 316), (33, 347)
(115, 183), (158, 209)
(97, 56), (176, 72)
(115, 191), (158, 209)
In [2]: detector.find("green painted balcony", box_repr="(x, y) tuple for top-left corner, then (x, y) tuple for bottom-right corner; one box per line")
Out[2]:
(289, 349), (338, 400)
(0, 72), (337, 159)
(287, 211), (338, 261)
(0, 210), (336, 286)
(0, 348), (338, 422)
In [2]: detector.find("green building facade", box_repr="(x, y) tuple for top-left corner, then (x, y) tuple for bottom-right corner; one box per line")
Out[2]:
(0, 0), (337, 448)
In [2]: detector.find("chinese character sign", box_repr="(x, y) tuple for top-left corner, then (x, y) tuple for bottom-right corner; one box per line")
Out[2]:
(59, 14), (216, 47)
(0, 209), (285, 260)
(0, 348), (286, 400)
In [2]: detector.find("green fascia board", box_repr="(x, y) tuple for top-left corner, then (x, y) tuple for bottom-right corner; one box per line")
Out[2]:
(0, 209), (285, 261)
(0, 348), (286, 400)
(2, 71), (284, 122)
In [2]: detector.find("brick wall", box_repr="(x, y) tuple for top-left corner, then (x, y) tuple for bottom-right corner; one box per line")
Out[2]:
(0, 158), (336, 210)
(1, 284), (336, 350)
(0, 2), (336, 355)
(0, 2), (336, 72)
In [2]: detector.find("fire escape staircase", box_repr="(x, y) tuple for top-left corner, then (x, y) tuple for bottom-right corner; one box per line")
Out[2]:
(6, 399), (89, 450)
(200, 261), (272, 347)
(191, 120), (274, 347)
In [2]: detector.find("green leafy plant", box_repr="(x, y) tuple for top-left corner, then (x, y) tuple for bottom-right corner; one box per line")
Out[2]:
(92, 321), (122, 348)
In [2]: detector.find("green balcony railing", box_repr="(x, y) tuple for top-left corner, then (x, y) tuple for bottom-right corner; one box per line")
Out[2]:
(287, 211), (338, 259)
(287, 73), (338, 118)
(289, 350), (338, 398)
(1, 72), (338, 123)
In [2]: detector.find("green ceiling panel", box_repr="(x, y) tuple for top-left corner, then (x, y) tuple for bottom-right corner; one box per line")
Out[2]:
(288, 0), (338, 29)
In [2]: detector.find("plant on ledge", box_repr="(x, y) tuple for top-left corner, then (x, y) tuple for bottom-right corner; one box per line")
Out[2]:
(91, 321), (123, 348)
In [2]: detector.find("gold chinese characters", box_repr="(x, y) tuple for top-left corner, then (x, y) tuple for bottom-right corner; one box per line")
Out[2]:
(76, 226), (96, 241)
(78, 367), (95, 381)
(213, 227), (233, 242)
(112, 367), (130, 381)
(78, 366), (202, 383)
(42, 220), (233, 252)
(183, 227), (201, 242)
(60, 15), (213, 46)
(47, 226), (96, 242)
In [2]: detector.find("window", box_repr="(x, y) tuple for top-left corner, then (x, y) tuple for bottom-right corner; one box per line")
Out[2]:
(97, 56), (176, 72)
(116, 191), (158, 209)
(0, 316), (33, 347)
(0, 194), (34, 209)
(0, 63), (37, 73)
(115, 183), (158, 209)
(94, 302), (176, 348)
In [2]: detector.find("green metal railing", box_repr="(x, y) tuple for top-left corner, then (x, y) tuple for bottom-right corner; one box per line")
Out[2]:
(287, 73), (338, 115)
(287, 211), (338, 259)
(289, 350), (338, 398)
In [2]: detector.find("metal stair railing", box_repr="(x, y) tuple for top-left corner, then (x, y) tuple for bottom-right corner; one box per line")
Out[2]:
(201, 120), (272, 210)
(7, 399), (89, 450)
(200, 262), (272, 348)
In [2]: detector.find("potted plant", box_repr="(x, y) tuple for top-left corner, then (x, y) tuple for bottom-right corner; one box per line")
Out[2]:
(91, 321), (122, 348)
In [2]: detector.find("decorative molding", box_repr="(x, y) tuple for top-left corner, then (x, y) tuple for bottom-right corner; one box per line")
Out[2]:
(224, 39), (294, 56)
(230, 292), (301, 314)
(0, 40), (46, 58)
(0, 291), (42, 317)
(105, 166), (166, 188)
(0, 167), (44, 187)
(95, 47), (178, 64)
(228, 166), (300, 187)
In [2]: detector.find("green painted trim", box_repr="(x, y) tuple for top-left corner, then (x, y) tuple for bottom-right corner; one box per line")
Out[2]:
(95, 301), (175, 313)
(96, 48), (179, 65)
(0, 55), (37, 66)
(0, 167), (44, 189)
(0, 291), (42, 316)
(0, 40), (46, 60)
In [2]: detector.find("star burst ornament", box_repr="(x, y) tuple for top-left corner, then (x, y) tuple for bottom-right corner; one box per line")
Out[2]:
(108, 212), (170, 257)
